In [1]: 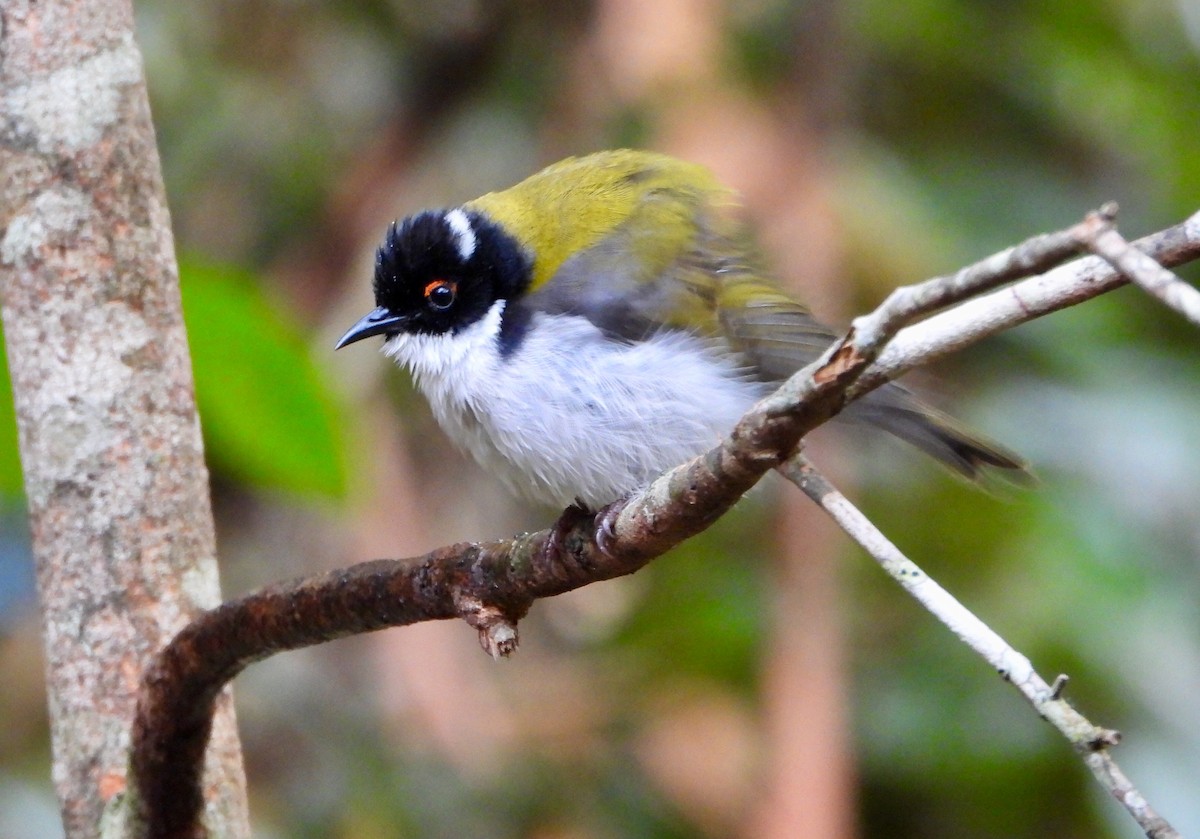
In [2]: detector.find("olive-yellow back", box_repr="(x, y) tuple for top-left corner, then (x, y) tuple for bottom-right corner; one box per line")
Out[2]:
(467, 150), (725, 293)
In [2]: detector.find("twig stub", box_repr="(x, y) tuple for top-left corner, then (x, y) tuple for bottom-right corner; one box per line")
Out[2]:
(454, 592), (524, 659)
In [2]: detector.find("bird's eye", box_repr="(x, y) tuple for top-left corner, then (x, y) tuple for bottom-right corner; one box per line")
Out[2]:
(424, 279), (457, 311)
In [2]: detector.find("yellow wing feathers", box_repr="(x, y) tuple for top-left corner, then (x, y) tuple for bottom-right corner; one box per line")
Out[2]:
(470, 149), (835, 378)
(467, 150), (728, 292)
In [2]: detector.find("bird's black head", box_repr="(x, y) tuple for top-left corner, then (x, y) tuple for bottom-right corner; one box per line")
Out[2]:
(335, 208), (531, 348)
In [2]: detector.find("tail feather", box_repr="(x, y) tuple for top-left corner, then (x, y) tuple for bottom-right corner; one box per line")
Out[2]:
(845, 384), (1029, 481)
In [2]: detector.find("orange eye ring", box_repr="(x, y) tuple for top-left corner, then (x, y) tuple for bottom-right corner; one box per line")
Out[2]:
(424, 279), (457, 311)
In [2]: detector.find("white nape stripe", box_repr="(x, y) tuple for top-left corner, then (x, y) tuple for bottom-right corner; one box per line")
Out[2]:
(445, 208), (477, 262)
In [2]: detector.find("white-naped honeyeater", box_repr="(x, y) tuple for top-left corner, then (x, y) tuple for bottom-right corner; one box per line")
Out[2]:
(337, 149), (1025, 509)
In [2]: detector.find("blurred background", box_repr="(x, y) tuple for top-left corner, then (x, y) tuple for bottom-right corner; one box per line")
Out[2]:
(3, 0), (1200, 837)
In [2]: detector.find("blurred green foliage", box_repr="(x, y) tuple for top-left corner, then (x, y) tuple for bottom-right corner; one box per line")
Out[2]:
(0, 332), (20, 497)
(179, 258), (349, 498)
(616, 509), (771, 689)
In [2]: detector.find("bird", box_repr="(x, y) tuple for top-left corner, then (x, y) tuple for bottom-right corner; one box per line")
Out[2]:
(336, 149), (1025, 510)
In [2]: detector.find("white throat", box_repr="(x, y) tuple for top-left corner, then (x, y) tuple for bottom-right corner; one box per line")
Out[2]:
(382, 298), (505, 388)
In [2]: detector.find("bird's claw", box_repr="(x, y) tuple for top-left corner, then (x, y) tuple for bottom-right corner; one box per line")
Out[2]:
(543, 498), (594, 562)
(594, 498), (625, 557)
(542, 496), (625, 562)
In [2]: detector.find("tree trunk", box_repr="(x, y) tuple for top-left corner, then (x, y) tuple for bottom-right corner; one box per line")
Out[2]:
(0, 1), (250, 836)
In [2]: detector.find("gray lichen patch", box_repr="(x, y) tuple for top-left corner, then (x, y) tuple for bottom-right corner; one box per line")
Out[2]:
(2, 34), (143, 154)
(1, 186), (93, 267)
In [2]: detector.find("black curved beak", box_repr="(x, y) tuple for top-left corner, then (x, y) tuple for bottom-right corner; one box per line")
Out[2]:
(335, 307), (407, 349)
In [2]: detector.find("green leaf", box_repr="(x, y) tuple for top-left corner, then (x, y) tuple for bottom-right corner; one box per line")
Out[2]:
(180, 258), (348, 498)
(0, 326), (23, 497)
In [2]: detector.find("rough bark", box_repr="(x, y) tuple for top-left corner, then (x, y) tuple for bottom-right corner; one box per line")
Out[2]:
(0, 2), (249, 836)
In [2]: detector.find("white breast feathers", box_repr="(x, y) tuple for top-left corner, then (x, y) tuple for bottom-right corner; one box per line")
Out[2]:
(384, 300), (764, 508)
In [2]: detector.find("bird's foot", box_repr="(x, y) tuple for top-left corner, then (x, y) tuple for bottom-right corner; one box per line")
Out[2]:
(593, 498), (626, 557)
(543, 497), (626, 565)
(547, 494), (633, 568)
(543, 498), (594, 562)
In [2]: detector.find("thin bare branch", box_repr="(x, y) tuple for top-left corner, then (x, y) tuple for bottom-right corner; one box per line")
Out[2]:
(855, 210), (1200, 397)
(848, 207), (1109, 350)
(1080, 214), (1200, 326)
(1084, 752), (1183, 839)
(778, 455), (1181, 839)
